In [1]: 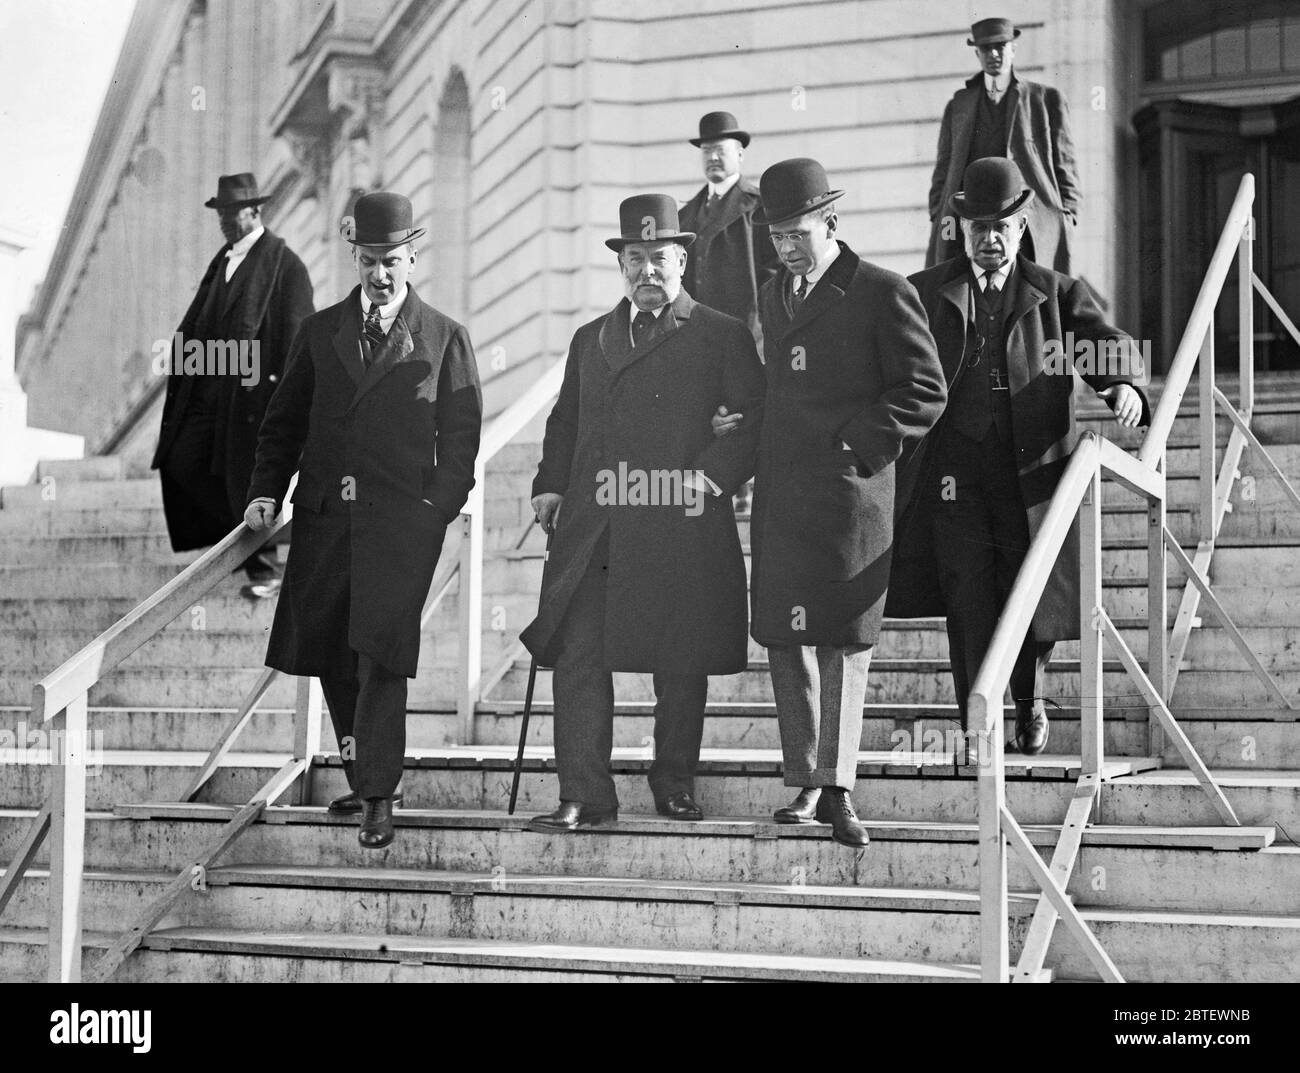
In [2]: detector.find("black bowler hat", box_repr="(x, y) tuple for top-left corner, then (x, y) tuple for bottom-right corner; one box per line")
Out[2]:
(949, 157), (1034, 221)
(689, 111), (751, 148)
(753, 158), (845, 227)
(968, 17), (1020, 46)
(204, 172), (270, 209)
(605, 193), (696, 251)
(350, 191), (426, 248)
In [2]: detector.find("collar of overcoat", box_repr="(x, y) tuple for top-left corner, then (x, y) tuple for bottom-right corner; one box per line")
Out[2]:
(598, 288), (696, 375)
(771, 239), (860, 342)
(331, 284), (424, 409)
(690, 177), (760, 241)
(936, 252), (1047, 396)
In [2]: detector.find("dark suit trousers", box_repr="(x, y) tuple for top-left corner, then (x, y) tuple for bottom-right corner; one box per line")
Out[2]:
(930, 427), (1054, 723)
(551, 533), (707, 809)
(158, 409), (279, 580)
(319, 650), (408, 799)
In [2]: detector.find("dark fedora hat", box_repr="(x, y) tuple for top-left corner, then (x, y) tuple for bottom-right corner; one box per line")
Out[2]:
(949, 157), (1034, 221)
(689, 111), (751, 148)
(753, 158), (845, 226)
(204, 173), (270, 209)
(605, 193), (696, 251)
(350, 191), (426, 248)
(968, 17), (1020, 46)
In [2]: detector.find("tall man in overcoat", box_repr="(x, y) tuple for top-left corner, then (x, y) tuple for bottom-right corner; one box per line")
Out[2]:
(926, 18), (1080, 272)
(521, 194), (765, 831)
(678, 111), (779, 345)
(722, 159), (947, 847)
(153, 173), (314, 598)
(890, 158), (1146, 754)
(245, 192), (482, 848)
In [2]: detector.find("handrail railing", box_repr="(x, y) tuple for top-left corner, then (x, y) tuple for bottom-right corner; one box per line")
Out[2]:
(7, 351), (567, 981)
(971, 172), (1300, 982)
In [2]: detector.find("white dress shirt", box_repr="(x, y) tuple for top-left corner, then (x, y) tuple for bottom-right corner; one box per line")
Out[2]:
(974, 261), (1013, 293)
(796, 238), (841, 297)
(707, 172), (741, 200)
(360, 284), (409, 334)
(224, 225), (265, 282)
(984, 72), (1013, 104)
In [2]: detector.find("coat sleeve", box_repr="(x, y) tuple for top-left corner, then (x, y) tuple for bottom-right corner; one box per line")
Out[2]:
(1047, 88), (1080, 220)
(929, 100), (955, 222)
(689, 322), (766, 494)
(246, 323), (314, 510)
(532, 334), (583, 499)
(837, 277), (948, 477)
(1061, 277), (1151, 426)
(426, 326), (484, 524)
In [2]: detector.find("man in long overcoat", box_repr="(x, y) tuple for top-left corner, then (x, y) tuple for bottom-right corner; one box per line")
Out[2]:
(678, 111), (779, 345)
(152, 173), (314, 597)
(521, 194), (765, 831)
(890, 158), (1146, 754)
(723, 159), (946, 848)
(926, 18), (1080, 272)
(245, 192), (482, 848)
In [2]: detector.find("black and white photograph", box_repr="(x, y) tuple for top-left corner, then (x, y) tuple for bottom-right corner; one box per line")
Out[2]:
(0, 0), (1298, 1024)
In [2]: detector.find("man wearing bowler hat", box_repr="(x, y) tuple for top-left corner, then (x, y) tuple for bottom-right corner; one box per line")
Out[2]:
(715, 159), (946, 847)
(890, 158), (1146, 754)
(678, 111), (779, 345)
(152, 173), (314, 598)
(522, 194), (765, 831)
(245, 192), (483, 848)
(926, 18), (1080, 272)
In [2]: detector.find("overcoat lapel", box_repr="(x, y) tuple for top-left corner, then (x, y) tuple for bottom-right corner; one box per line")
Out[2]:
(1002, 78), (1022, 153)
(1006, 262), (1047, 396)
(777, 242), (857, 343)
(696, 181), (747, 241)
(332, 292), (365, 386)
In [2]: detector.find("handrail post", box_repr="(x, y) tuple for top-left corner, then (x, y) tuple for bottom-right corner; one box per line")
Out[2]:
(1198, 330), (1216, 551)
(46, 694), (88, 982)
(291, 676), (322, 806)
(1239, 215), (1254, 420)
(975, 689), (1008, 982)
(457, 462), (486, 745)
(1147, 454), (1168, 757)
(1079, 464), (1104, 787)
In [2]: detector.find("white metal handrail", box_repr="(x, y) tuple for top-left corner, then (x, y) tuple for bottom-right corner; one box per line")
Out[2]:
(971, 172), (1300, 982)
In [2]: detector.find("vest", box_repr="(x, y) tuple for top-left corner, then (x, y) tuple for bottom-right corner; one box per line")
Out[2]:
(968, 87), (1011, 166)
(944, 272), (1013, 443)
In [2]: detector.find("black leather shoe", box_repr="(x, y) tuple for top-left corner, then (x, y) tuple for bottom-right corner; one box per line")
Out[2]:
(239, 578), (282, 601)
(773, 787), (821, 824)
(358, 797), (395, 849)
(1014, 701), (1050, 756)
(328, 790), (403, 815)
(656, 791), (703, 821)
(528, 801), (618, 832)
(815, 787), (870, 849)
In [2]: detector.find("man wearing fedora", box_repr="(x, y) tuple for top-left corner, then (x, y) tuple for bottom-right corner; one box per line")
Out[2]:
(890, 158), (1146, 754)
(152, 173), (314, 598)
(245, 192), (483, 848)
(926, 18), (1080, 273)
(715, 159), (946, 847)
(521, 194), (764, 831)
(678, 112), (779, 345)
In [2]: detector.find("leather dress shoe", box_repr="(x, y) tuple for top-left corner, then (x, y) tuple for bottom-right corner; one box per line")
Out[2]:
(358, 797), (395, 849)
(1014, 701), (1050, 756)
(328, 790), (402, 814)
(773, 787), (821, 824)
(656, 791), (703, 820)
(239, 578), (282, 600)
(528, 801), (618, 832)
(815, 787), (870, 849)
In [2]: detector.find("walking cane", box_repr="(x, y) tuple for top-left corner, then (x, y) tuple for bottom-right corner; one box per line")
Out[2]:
(508, 525), (553, 814)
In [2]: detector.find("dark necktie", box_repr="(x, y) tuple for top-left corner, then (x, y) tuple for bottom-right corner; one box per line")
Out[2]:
(362, 305), (385, 368)
(632, 309), (655, 346)
(792, 276), (809, 309)
(702, 192), (720, 221)
(983, 273), (1002, 298)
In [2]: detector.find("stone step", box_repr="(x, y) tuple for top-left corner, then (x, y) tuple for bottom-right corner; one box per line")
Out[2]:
(0, 925), (990, 984)
(1, 807), (1287, 917)
(35, 457), (124, 482)
(0, 866), (1041, 968)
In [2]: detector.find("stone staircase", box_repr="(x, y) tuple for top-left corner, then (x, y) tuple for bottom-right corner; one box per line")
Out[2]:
(2, 387), (1300, 982)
